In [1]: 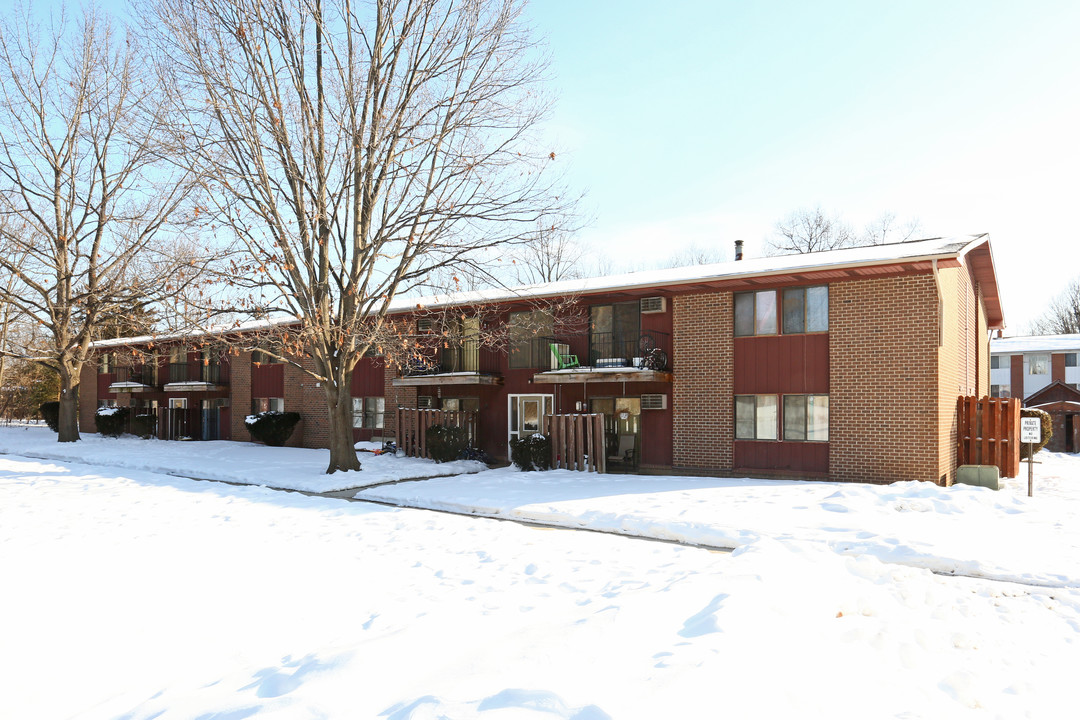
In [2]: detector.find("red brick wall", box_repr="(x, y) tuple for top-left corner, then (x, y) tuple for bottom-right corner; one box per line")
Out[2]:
(229, 351), (252, 442)
(671, 292), (734, 471)
(829, 275), (940, 484)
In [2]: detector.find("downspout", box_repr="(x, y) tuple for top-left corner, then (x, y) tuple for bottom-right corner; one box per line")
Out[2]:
(932, 259), (944, 347)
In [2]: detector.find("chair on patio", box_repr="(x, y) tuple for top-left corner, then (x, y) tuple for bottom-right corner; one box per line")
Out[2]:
(549, 343), (580, 369)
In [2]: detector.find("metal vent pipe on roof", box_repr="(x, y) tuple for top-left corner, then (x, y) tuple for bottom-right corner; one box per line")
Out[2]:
(735, 239), (744, 261)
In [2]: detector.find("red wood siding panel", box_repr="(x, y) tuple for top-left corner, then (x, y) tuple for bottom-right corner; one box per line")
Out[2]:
(733, 334), (829, 395)
(734, 441), (828, 474)
(1011, 355), (1024, 399)
(251, 363), (285, 398)
(1052, 353), (1066, 384)
(97, 373), (116, 399)
(350, 357), (385, 396)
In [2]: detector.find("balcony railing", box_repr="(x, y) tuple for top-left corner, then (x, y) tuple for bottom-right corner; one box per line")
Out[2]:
(403, 340), (501, 376)
(533, 330), (672, 372)
(113, 365), (158, 387)
(167, 362), (230, 385)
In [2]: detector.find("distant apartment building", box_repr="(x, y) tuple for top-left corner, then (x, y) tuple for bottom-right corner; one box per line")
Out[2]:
(990, 334), (1080, 453)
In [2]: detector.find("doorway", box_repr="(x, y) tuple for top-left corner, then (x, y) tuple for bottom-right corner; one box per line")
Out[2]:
(1067, 414), (1075, 453)
(590, 397), (641, 472)
(508, 394), (553, 457)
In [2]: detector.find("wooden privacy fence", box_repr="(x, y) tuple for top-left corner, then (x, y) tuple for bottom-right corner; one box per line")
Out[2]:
(544, 413), (606, 473)
(396, 408), (477, 460)
(957, 395), (1020, 478)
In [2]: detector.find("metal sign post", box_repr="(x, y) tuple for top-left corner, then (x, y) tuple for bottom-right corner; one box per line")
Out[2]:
(1020, 417), (1041, 498)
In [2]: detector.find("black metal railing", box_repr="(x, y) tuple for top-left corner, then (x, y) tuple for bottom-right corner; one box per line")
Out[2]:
(114, 365), (158, 387)
(533, 331), (671, 372)
(167, 362), (230, 384)
(403, 340), (501, 376)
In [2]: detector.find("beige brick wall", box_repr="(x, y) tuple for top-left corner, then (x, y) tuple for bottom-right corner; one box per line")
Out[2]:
(829, 275), (941, 484)
(671, 293), (734, 471)
(229, 351), (253, 442)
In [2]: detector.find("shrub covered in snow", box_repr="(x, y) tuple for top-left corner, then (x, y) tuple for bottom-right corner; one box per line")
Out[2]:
(245, 411), (301, 447)
(95, 406), (130, 437)
(425, 424), (471, 463)
(509, 433), (551, 471)
(1020, 407), (1053, 460)
(39, 402), (60, 433)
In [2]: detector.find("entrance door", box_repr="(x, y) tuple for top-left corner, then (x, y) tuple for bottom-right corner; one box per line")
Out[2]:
(508, 394), (553, 456)
(1067, 414), (1075, 453)
(167, 397), (189, 440)
(591, 397), (641, 471)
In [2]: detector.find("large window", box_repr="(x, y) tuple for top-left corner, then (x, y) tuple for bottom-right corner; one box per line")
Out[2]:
(441, 397), (479, 413)
(508, 310), (553, 369)
(735, 395), (778, 440)
(351, 397), (385, 429)
(736, 286), (827, 337)
(251, 397), (284, 413)
(98, 353), (112, 373)
(990, 355), (1004, 370)
(1066, 353), (1077, 368)
(590, 301), (640, 361)
(783, 395), (829, 442)
(252, 349), (284, 365)
(1028, 354), (1049, 375)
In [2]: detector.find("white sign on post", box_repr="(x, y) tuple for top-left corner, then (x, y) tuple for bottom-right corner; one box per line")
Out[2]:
(1021, 417), (1041, 443)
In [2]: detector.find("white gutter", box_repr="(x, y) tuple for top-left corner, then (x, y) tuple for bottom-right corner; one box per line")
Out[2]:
(932, 259), (944, 347)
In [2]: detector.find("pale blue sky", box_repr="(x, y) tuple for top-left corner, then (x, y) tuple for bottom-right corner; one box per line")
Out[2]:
(50, 0), (1080, 330)
(525, 0), (1080, 331)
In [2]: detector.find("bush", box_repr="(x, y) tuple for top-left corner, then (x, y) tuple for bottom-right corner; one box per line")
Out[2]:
(244, 411), (301, 446)
(425, 423), (471, 463)
(509, 433), (552, 471)
(458, 446), (491, 464)
(1020, 407), (1053, 460)
(95, 406), (130, 438)
(131, 413), (157, 439)
(39, 401), (60, 432)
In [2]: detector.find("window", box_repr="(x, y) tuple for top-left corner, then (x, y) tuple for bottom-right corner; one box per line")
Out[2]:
(252, 349), (283, 365)
(736, 286), (827, 336)
(590, 301), (640, 360)
(782, 286), (828, 334)
(1028, 354), (1049, 375)
(251, 397), (284, 413)
(783, 395), (829, 441)
(1066, 353), (1078, 368)
(97, 399), (118, 409)
(735, 395), (778, 440)
(98, 353), (112, 373)
(990, 355), (1006, 370)
(442, 397), (480, 413)
(508, 310), (553, 369)
(351, 397), (385, 429)
(990, 384), (1010, 398)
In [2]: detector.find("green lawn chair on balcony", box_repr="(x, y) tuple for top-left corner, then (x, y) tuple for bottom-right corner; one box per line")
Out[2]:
(549, 343), (580, 369)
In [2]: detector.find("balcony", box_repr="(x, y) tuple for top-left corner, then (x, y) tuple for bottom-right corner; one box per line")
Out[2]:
(163, 362), (230, 391)
(532, 330), (673, 384)
(107, 365), (159, 393)
(392, 340), (504, 387)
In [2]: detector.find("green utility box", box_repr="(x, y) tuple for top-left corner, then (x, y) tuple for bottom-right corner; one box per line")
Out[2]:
(954, 464), (1000, 490)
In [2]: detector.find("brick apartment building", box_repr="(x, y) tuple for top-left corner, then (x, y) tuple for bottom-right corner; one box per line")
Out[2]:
(990, 333), (1080, 453)
(82, 235), (1003, 484)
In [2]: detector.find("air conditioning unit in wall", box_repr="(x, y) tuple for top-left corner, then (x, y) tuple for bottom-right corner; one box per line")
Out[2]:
(641, 393), (667, 410)
(417, 396), (436, 408)
(640, 296), (666, 314)
(416, 318), (434, 332)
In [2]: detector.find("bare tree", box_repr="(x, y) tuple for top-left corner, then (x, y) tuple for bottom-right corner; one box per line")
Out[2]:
(1030, 278), (1080, 335)
(509, 218), (586, 284)
(148, 0), (569, 473)
(0, 8), (199, 441)
(766, 206), (855, 255)
(861, 212), (922, 246)
(663, 242), (726, 268)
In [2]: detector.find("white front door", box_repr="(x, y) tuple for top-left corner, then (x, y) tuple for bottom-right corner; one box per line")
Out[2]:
(508, 394), (553, 456)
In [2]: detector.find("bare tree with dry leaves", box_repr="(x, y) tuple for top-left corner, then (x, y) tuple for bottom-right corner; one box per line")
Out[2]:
(766, 206), (856, 255)
(1030, 278), (1080, 335)
(147, 0), (570, 473)
(0, 8), (200, 441)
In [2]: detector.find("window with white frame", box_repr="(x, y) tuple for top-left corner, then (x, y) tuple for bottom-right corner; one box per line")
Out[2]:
(351, 397), (385, 429)
(251, 397), (284, 413)
(735, 286), (828, 337)
(735, 395), (778, 440)
(990, 355), (1003, 370)
(781, 286), (829, 334)
(1066, 353), (1078, 368)
(1028, 354), (1049, 375)
(990, 384), (1011, 398)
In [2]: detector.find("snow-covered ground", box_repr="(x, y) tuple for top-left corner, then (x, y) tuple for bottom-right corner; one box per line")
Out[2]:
(2, 426), (1079, 718)
(0, 425), (484, 492)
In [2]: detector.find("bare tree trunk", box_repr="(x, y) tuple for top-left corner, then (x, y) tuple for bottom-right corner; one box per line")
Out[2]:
(57, 371), (79, 442)
(325, 383), (361, 474)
